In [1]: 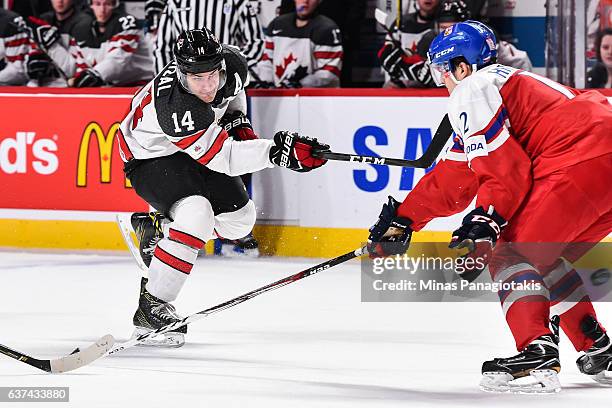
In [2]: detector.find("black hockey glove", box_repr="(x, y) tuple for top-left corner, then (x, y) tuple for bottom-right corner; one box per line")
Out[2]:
(408, 60), (436, 87)
(367, 196), (413, 258)
(378, 42), (407, 80)
(220, 111), (258, 141)
(145, 0), (166, 32)
(248, 80), (275, 89)
(449, 206), (508, 282)
(269, 131), (329, 172)
(72, 68), (105, 87)
(25, 51), (53, 80)
(279, 79), (302, 89)
(26, 18), (59, 52)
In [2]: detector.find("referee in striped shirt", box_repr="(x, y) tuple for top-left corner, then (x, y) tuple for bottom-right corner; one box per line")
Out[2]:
(153, 0), (264, 73)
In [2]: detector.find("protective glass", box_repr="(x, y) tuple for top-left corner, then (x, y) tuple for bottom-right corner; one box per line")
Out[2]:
(429, 60), (451, 87)
(176, 60), (227, 95)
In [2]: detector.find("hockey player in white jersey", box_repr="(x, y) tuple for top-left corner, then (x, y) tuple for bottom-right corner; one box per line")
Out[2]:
(118, 28), (329, 347)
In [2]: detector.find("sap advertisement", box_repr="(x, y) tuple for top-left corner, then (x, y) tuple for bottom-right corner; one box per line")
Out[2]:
(249, 93), (466, 231)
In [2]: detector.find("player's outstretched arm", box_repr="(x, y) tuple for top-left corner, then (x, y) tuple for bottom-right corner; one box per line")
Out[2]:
(366, 158), (478, 258)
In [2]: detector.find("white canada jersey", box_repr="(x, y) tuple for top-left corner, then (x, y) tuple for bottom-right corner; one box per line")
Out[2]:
(255, 12), (342, 87)
(46, 10), (154, 85)
(118, 46), (274, 177)
(0, 10), (29, 85)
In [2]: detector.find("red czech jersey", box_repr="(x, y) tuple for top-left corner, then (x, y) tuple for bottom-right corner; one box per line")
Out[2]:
(398, 64), (612, 230)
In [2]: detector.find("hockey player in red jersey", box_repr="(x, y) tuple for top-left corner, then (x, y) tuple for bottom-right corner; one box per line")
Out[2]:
(367, 21), (612, 392)
(119, 29), (329, 347)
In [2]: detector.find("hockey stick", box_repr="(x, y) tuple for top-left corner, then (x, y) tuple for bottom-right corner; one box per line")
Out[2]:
(315, 114), (453, 169)
(0, 335), (115, 373)
(375, 8), (411, 53)
(105, 246), (366, 357)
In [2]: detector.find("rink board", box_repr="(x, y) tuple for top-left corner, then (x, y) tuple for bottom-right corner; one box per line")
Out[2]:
(1, 88), (611, 256)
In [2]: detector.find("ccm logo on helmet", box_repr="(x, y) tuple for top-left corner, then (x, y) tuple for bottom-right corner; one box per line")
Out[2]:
(434, 46), (455, 59)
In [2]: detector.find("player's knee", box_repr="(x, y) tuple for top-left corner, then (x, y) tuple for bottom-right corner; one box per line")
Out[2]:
(169, 195), (216, 247)
(215, 200), (256, 240)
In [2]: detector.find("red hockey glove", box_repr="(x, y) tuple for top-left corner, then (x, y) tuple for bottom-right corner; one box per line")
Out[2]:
(269, 131), (329, 172)
(449, 206), (508, 282)
(220, 112), (258, 141)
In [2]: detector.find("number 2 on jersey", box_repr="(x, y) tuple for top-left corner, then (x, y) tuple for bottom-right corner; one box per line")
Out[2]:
(172, 111), (195, 133)
(459, 112), (469, 135)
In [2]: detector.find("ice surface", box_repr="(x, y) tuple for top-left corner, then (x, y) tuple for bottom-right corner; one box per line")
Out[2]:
(0, 250), (610, 407)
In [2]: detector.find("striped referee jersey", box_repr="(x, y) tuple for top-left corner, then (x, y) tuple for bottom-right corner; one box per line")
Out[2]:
(155, 0), (264, 73)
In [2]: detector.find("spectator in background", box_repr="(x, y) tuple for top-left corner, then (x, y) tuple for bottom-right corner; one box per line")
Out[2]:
(0, 9), (29, 85)
(7, 0), (53, 19)
(464, 0), (488, 22)
(587, 28), (612, 88)
(494, 30), (533, 72)
(24, 0), (86, 86)
(254, 0), (283, 31)
(253, 0), (343, 88)
(29, 0), (153, 87)
(395, 0), (440, 54)
(277, 0), (366, 86)
(315, 0), (366, 87)
(39, 0), (84, 31)
(379, 0), (465, 88)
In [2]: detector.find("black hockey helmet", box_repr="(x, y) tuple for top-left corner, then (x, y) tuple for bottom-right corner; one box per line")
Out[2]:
(438, 0), (471, 23)
(174, 28), (225, 74)
(174, 28), (226, 94)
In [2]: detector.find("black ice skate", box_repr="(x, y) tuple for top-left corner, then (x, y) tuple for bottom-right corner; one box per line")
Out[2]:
(576, 315), (612, 385)
(480, 316), (561, 393)
(131, 212), (165, 267)
(216, 233), (260, 257)
(132, 278), (187, 348)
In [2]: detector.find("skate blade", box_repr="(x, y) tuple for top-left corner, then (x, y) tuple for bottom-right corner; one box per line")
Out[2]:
(241, 247), (260, 257)
(219, 245), (260, 258)
(591, 371), (612, 385)
(480, 370), (561, 394)
(132, 327), (185, 348)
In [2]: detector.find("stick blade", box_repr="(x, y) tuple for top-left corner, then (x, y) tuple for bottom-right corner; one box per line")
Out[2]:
(49, 335), (115, 373)
(374, 8), (390, 27)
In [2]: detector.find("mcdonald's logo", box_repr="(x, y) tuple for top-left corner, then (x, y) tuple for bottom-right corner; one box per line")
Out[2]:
(76, 122), (131, 188)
